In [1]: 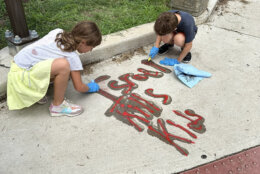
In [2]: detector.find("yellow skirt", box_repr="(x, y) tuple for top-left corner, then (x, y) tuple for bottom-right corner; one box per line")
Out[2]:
(7, 59), (54, 110)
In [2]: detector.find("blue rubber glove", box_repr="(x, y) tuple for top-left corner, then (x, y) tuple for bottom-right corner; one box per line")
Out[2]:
(86, 80), (100, 93)
(149, 46), (159, 58)
(159, 57), (180, 66)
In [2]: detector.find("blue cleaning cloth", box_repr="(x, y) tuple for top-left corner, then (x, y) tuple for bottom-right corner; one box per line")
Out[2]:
(173, 64), (211, 88)
(159, 57), (180, 66)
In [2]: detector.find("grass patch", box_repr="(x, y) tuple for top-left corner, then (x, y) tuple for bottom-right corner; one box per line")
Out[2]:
(0, 0), (170, 49)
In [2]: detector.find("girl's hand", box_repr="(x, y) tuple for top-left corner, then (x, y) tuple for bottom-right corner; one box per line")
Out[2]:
(86, 80), (99, 93)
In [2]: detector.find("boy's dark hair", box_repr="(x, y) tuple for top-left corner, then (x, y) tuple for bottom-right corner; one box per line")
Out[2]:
(56, 21), (102, 52)
(154, 12), (178, 36)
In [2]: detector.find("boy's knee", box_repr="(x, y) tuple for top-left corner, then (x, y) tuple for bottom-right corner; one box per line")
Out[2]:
(173, 33), (185, 47)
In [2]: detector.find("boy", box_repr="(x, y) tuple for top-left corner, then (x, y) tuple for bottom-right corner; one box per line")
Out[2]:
(149, 10), (198, 63)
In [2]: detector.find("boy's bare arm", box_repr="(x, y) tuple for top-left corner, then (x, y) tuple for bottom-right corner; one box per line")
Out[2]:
(155, 35), (162, 48)
(70, 71), (89, 93)
(177, 42), (192, 62)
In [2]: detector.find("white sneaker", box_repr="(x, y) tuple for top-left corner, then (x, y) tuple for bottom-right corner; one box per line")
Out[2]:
(49, 99), (83, 117)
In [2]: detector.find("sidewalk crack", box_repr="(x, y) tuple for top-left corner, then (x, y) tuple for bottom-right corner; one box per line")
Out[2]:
(0, 64), (10, 68)
(205, 24), (260, 39)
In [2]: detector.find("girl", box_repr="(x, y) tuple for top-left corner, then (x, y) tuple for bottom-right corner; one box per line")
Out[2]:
(7, 21), (102, 117)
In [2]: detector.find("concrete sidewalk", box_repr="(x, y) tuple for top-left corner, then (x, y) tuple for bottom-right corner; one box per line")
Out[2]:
(1, 0), (260, 174)
(0, 0), (218, 98)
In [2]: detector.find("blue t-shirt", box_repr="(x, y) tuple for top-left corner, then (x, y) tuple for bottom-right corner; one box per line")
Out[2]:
(169, 10), (198, 43)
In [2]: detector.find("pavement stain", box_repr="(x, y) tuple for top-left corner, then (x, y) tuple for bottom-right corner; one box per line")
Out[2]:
(76, 163), (85, 166)
(218, 0), (250, 6)
(216, 0), (250, 16)
(239, 0), (250, 4)
(112, 50), (135, 63)
(82, 47), (147, 75)
(135, 47), (147, 55)
(201, 154), (207, 159)
(0, 102), (8, 112)
(0, 94), (6, 103)
(215, 1), (230, 16)
(225, 10), (243, 17)
(111, 47), (147, 64)
(218, 0), (230, 6)
(82, 62), (96, 75)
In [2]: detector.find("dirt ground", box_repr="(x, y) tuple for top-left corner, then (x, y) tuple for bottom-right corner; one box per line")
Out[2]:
(83, 46), (147, 75)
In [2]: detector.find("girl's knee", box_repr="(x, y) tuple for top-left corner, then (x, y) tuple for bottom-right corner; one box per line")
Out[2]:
(55, 58), (70, 70)
(51, 58), (70, 76)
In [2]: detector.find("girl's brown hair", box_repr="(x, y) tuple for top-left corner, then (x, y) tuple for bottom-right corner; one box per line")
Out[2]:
(55, 21), (102, 52)
(154, 12), (178, 36)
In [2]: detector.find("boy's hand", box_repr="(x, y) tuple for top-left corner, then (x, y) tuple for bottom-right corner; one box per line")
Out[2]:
(149, 46), (159, 58)
(86, 80), (100, 93)
(159, 57), (180, 66)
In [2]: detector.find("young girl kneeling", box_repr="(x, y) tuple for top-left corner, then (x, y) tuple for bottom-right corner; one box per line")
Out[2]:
(7, 21), (102, 117)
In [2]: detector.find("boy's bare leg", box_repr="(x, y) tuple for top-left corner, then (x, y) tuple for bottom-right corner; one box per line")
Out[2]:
(174, 33), (193, 62)
(50, 58), (70, 106)
(173, 33), (185, 47)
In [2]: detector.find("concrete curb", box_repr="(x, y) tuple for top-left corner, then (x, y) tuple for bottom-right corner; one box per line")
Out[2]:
(0, 47), (12, 99)
(0, 0), (218, 98)
(195, 0), (218, 25)
(80, 22), (156, 65)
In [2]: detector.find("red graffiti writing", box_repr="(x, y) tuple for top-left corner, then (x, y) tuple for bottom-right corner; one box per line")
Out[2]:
(145, 88), (172, 105)
(141, 59), (172, 73)
(103, 92), (162, 132)
(173, 109), (206, 134)
(166, 119), (197, 139)
(108, 73), (138, 95)
(148, 118), (194, 156)
(95, 75), (111, 83)
(93, 59), (206, 156)
(132, 68), (163, 81)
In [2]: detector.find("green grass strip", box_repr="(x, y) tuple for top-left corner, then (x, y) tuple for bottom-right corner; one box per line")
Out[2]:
(0, 0), (170, 49)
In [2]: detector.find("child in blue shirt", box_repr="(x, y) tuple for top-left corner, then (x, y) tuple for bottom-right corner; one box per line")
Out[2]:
(149, 10), (198, 64)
